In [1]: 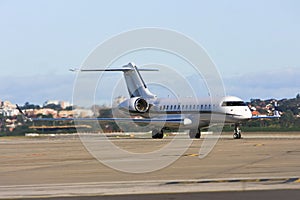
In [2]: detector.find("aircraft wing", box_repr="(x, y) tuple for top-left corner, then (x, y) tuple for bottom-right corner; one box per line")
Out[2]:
(251, 102), (281, 119)
(26, 116), (193, 127)
(16, 104), (192, 128)
(251, 115), (281, 119)
(251, 109), (281, 119)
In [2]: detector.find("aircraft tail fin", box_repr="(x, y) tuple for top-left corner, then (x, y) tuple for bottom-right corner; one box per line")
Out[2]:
(122, 63), (157, 98)
(72, 62), (158, 99)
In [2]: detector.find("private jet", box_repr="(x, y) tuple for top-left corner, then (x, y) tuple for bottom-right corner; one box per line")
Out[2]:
(70, 62), (280, 139)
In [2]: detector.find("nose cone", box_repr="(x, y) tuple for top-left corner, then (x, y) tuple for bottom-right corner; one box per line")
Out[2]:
(241, 107), (252, 120)
(245, 108), (253, 119)
(233, 107), (252, 120)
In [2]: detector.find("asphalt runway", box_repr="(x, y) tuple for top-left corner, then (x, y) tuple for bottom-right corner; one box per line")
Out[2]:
(0, 132), (300, 199)
(19, 190), (300, 200)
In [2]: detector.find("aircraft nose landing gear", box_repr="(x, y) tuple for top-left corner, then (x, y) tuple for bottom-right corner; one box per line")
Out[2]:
(233, 123), (242, 139)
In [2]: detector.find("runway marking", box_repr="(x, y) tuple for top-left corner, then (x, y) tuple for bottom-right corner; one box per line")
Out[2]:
(183, 153), (199, 157)
(283, 178), (300, 183)
(165, 177), (300, 185)
(254, 143), (265, 146)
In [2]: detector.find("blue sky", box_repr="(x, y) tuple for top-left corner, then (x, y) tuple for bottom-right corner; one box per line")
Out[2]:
(0, 0), (299, 105)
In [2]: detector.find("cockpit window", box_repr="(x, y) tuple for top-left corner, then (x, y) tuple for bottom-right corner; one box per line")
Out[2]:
(221, 101), (246, 106)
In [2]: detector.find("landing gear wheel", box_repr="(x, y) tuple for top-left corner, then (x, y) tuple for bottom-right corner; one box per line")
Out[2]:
(233, 133), (241, 139)
(189, 128), (201, 139)
(233, 133), (237, 139)
(152, 129), (164, 139)
(233, 123), (242, 139)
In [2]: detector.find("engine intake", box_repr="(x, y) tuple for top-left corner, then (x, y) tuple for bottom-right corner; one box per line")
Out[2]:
(134, 98), (149, 113)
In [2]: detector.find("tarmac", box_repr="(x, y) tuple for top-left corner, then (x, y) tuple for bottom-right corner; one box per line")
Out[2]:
(0, 131), (300, 199)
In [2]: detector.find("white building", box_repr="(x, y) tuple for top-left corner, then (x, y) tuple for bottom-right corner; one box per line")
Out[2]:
(0, 100), (19, 117)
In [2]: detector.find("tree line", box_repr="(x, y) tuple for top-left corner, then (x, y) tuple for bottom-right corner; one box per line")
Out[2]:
(1, 94), (300, 136)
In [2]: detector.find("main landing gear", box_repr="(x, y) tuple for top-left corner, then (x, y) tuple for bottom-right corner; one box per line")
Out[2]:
(152, 128), (202, 139)
(152, 129), (164, 139)
(189, 128), (201, 139)
(233, 123), (242, 139)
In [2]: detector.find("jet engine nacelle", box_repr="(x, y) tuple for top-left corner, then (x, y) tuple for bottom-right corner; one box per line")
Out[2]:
(118, 97), (151, 113)
(129, 97), (149, 113)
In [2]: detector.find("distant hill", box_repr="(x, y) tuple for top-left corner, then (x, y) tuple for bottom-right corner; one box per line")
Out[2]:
(243, 94), (300, 130)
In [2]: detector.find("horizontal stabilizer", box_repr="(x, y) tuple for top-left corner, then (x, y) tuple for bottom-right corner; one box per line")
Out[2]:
(85, 68), (158, 72)
(70, 62), (158, 73)
(70, 62), (158, 99)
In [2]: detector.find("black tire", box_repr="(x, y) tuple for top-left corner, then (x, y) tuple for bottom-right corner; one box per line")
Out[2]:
(233, 133), (238, 139)
(233, 132), (242, 139)
(157, 131), (164, 139)
(189, 129), (201, 139)
(152, 129), (163, 139)
(237, 132), (242, 139)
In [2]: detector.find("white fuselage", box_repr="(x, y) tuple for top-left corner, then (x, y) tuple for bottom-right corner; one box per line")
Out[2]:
(119, 95), (252, 129)
(78, 63), (254, 135)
